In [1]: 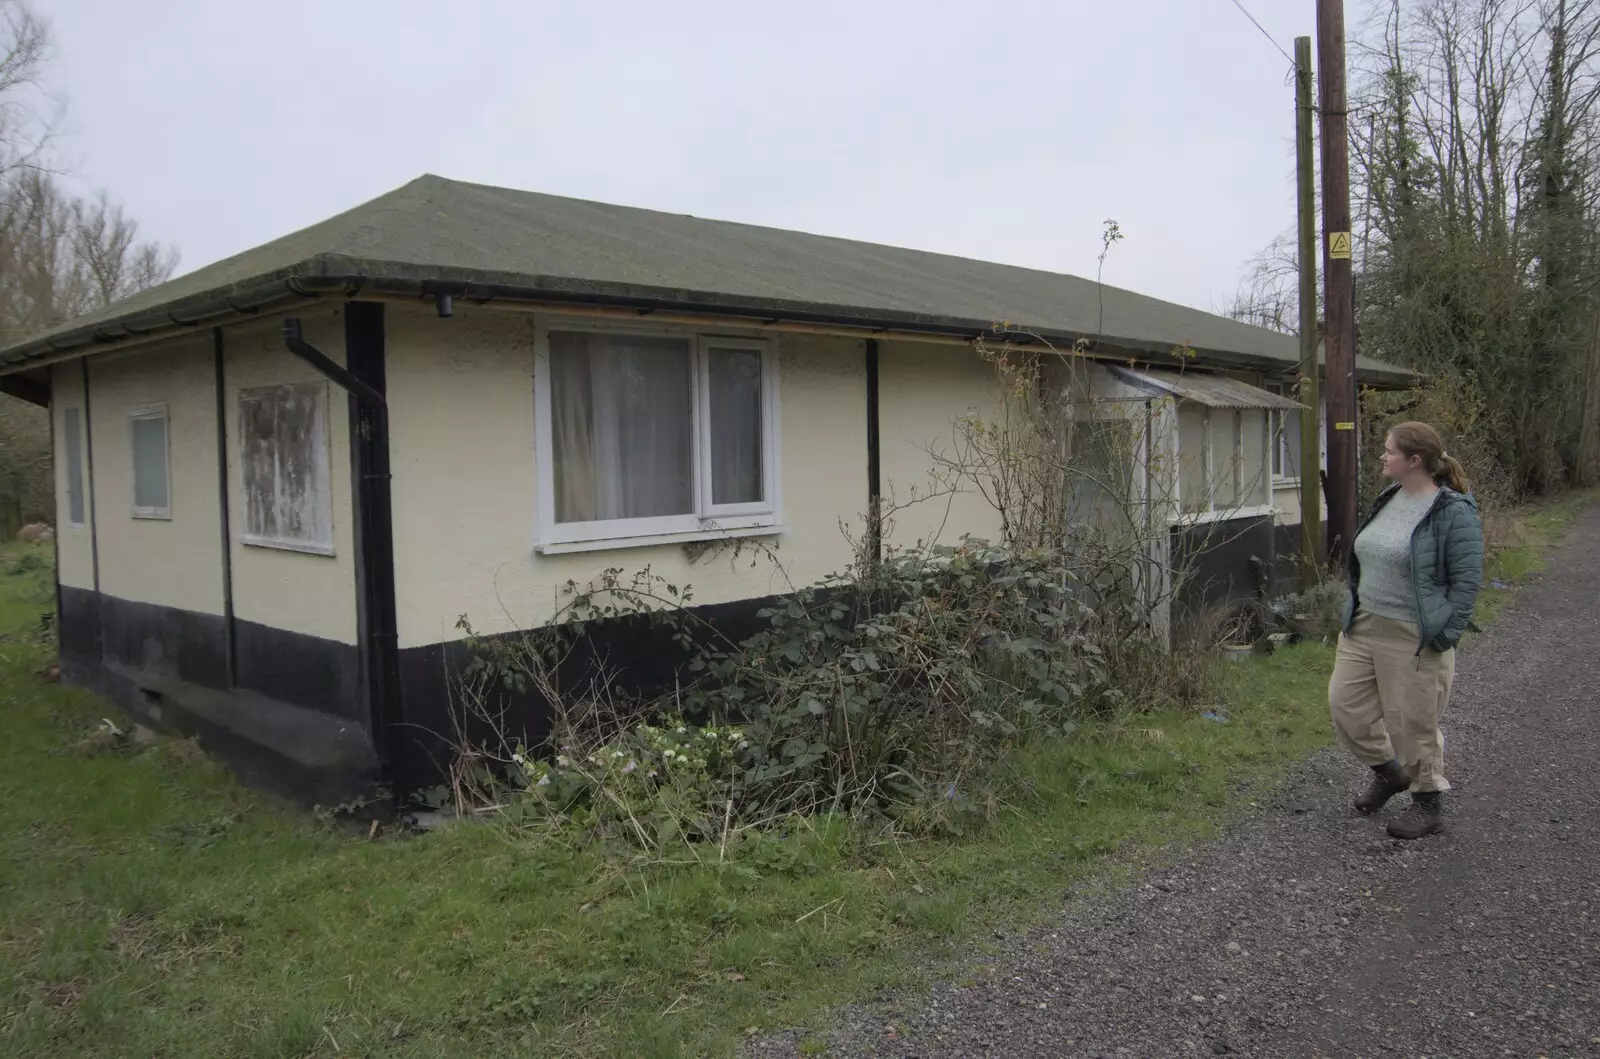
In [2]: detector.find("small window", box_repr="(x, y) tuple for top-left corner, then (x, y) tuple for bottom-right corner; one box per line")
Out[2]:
(702, 344), (768, 511)
(1176, 403), (1270, 518)
(239, 382), (333, 554)
(1271, 382), (1303, 482)
(63, 405), (85, 527)
(1178, 406), (1209, 515)
(130, 406), (171, 519)
(537, 325), (779, 549)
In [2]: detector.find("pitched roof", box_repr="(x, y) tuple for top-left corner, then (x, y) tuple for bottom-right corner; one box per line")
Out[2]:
(0, 174), (1412, 385)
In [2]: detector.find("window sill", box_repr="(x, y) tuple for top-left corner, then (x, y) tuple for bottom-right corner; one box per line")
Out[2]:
(1170, 504), (1280, 528)
(535, 523), (787, 556)
(241, 536), (337, 557)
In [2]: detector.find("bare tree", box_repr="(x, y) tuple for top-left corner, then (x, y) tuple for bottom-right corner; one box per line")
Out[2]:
(1220, 229), (1307, 335)
(1233, 0), (1600, 495)
(0, 0), (53, 179)
(0, 0), (178, 524)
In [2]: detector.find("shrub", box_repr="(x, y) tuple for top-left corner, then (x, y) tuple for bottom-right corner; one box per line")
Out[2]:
(678, 541), (1113, 825)
(449, 537), (1218, 846)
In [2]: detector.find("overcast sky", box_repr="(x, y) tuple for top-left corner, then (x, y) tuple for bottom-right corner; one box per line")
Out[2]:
(45, 0), (1317, 317)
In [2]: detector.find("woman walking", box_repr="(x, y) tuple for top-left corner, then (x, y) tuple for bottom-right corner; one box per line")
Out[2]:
(1329, 422), (1483, 840)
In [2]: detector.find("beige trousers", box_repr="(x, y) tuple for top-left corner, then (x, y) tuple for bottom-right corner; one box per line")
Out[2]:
(1329, 613), (1456, 793)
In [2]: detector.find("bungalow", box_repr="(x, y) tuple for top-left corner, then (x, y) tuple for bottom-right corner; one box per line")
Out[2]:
(0, 175), (1410, 803)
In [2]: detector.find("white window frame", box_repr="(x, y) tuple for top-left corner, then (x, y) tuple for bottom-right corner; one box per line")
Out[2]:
(532, 319), (783, 553)
(1173, 402), (1275, 526)
(128, 404), (172, 520)
(1270, 381), (1300, 485)
(62, 403), (86, 528)
(237, 381), (336, 557)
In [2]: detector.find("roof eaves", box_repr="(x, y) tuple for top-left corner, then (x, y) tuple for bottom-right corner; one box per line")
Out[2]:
(0, 255), (1420, 390)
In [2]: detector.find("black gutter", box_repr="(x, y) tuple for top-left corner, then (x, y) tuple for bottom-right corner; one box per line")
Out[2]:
(213, 327), (237, 686)
(865, 338), (882, 564)
(315, 306), (405, 805)
(0, 265), (1421, 390)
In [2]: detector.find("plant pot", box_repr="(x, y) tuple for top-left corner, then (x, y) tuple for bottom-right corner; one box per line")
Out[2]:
(1219, 642), (1254, 663)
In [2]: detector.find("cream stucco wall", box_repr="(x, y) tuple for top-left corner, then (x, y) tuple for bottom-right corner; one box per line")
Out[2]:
(876, 340), (1006, 551)
(51, 361), (96, 591)
(85, 336), (225, 615)
(221, 311), (358, 644)
(385, 306), (872, 648)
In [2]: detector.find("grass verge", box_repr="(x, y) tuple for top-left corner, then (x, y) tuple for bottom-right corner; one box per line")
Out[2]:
(0, 492), (1590, 1058)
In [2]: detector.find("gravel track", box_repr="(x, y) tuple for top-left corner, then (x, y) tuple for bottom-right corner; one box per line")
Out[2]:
(751, 507), (1600, 1058)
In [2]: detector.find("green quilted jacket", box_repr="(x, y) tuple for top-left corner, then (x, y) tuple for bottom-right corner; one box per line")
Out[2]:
(1342, 484), (1484, 653)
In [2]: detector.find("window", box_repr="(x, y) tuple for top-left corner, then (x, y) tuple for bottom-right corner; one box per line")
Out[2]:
(536, 325), (780, 549)
(63, 406), (85, 527)
(129, 406), (170, 519)
(239, 382), (333, 554)
(1271, 381), (1304, 482)
(1067, 418), (1138, 537)
(1175, 403), (1271, 519)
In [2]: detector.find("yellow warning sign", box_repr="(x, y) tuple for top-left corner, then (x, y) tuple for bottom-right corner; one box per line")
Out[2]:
(1328, 231), (1353, 260)
(1334, 421), (1355, 430)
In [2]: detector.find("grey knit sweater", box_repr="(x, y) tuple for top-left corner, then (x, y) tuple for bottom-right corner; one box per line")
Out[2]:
(1352, 487), (1437, 623)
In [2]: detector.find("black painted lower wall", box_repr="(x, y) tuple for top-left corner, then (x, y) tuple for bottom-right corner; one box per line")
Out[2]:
(393, 594), (783, 789)
(58, 585), (379, 804)
(58, 519), (1329, 799)
(97, 593), (231, 689)
(57, 581), (782, 797)
(1170, 516), (1327, 637)
(234, 617), (363, 723)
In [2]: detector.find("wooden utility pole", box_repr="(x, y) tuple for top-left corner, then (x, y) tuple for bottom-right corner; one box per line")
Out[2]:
(1317, 0), (1358, 565)
(1295, 35), (1323, 580)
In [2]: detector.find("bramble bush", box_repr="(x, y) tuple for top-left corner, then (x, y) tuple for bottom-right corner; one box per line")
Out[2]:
(448, 535), (1210, 846)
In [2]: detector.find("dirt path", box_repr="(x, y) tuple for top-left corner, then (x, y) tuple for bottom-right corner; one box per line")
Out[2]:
(753, 507), (1600, 1058)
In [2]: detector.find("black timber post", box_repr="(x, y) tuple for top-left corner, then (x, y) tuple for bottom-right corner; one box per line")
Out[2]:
(81, 358), (102, 661)
(46, 367), (61, 643)
(213, 327), (237, 686)
(341, 304), (405, 799)
(865, 338), (882, 564)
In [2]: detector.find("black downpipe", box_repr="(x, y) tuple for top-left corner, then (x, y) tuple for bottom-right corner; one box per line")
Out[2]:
(213, 328), (237, 686)
(304, 307), (405, 804)
(283, 319), (387, 408)
(865, 338), (882, 565)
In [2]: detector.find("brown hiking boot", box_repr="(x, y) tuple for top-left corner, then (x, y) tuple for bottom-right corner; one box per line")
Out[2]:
(1355, 760), (1412, 815)
(1386, 791), (1444, 840)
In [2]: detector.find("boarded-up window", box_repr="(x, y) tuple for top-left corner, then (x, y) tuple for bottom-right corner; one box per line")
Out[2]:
(239, 382), (333, 554)
(63, 406), (85, 526)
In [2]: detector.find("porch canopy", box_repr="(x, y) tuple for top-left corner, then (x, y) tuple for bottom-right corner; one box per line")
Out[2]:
(1107, 366), (1307, 411)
